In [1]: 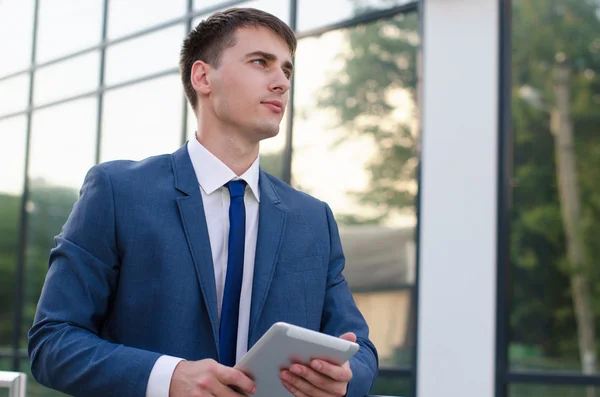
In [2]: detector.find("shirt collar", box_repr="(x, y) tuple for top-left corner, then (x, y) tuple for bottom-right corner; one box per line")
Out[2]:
(187, 138), (260, 202)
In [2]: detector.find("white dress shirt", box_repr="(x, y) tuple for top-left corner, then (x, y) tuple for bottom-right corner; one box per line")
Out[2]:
(145, 138), (260, 397)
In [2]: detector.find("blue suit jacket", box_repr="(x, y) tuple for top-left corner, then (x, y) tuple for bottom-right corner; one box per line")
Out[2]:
(28, 144), (378, 397)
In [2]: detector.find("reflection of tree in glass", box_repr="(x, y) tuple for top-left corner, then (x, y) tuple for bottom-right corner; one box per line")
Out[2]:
(316, 6), (419, 395)
(259, 152), (284, 181)
(0, 193), (21, 348)
(0, 180), (78, 381)
(22, 180), (79, 347)
(512, 0), (600, 388)
(317, 11), (419, 225)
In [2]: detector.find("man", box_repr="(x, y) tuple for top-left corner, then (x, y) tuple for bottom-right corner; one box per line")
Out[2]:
(28, 7), (378, 397)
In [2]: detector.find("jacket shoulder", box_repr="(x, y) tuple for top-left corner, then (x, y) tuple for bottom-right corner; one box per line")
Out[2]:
(92, 153), (173, 186)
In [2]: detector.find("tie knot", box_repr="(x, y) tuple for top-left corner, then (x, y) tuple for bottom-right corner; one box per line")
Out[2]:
(226, 180), (246, 199)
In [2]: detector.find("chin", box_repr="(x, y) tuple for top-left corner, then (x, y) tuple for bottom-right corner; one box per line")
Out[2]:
(254, 124), (280, 141)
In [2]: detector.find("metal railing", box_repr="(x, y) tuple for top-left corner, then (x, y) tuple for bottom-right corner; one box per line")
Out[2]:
(0, 371), (27, 397)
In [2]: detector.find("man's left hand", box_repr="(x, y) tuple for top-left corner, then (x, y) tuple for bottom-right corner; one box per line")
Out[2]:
(279, 332), (355, 397)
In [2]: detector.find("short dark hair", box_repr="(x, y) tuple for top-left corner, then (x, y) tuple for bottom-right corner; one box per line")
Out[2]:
(179, 8), (297, 112)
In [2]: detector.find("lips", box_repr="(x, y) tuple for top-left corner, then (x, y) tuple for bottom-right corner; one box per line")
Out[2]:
(262, 100), (283, 113)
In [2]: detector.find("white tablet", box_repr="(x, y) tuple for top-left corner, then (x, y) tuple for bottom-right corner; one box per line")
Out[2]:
(234, 322), (359, 397)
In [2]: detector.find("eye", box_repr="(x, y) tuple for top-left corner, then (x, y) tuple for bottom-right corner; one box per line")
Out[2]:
(252, 59), (267, 66)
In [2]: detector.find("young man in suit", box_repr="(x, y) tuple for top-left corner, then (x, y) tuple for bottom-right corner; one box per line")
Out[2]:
(28, 7), (378, 397)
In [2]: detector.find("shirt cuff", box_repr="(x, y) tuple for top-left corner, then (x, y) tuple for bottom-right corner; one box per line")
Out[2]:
(146, 355), (185, 397)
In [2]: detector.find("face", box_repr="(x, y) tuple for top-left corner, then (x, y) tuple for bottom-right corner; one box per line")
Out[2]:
(194, 26), (293, 143)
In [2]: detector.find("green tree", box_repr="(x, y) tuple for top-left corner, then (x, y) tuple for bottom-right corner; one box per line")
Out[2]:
(0, 193), (22, 348)
(511, 0), (600, 384)
(315, 5), (420, 396)
(317, 10), (420, 225)
(22, 179), (79, 345)
(316, 0), (600, 391)
(260, 151), (285, 180)
(0, 182), (76, 397)
(0, 182), (79, 351)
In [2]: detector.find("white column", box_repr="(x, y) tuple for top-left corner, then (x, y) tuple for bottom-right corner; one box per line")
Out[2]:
(416, 0), (499, 396)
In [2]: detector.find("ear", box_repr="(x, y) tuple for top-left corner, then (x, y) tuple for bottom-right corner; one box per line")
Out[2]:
(191, 60), (211, 95)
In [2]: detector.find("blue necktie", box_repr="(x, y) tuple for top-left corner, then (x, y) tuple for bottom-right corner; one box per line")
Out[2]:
(219, 180), (246, 367)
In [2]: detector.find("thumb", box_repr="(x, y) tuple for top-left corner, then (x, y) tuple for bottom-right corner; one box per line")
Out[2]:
(339, 332), (357, 343)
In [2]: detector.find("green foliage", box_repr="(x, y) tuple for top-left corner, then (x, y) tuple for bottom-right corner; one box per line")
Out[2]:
(21, 179), (79, 344)
(510, 0), (600, 369)
(0, 193), (21, 347)
(317, 12), (419, 224)
(260, 151), (285, 181)
(510, 383), (600, 397)
(370, 374), (411, 397)
(0, 179), (78, 350)
(316, 0), (600, 375)
(0, 179), (77, 396)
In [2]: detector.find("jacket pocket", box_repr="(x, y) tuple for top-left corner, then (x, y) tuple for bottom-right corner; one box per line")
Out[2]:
(274, 255), (325, 276)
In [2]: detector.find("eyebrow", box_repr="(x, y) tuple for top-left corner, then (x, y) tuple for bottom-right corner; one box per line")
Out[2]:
(245, 51), (294, 74)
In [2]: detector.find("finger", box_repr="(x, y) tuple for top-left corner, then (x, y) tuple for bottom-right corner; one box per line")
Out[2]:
(310, 359), (353, 383)
(289, 364), (341, 392)
(227, 384), (253, 396)
(213, 381), (250, 397)
(217, 366), (257, 395)
(282, 380), (309, 397)
(338, 332), (357, 343)
(281, 369), (342, 397)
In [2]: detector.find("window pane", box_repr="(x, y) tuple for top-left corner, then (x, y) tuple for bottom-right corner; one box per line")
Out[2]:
(108, 0), (186, 39)
(28, 100), (98, 190)
(194, 0), (234, 9)
(291, 13), (419, 369)
(34, 52), (100, 106)
(509, 384), (600, 397)
(0, 75), (30, 117)
(11, 102), (98, 394)
(24, 99), (98, 348)
(0, 117), (27, 196)
(101, 76), (183, 162)
(0, 116), (27, 353)
(36, 0), (103, 63)
(0, 0), (34, 76)
(105, 25), (185, 86)
(510, 0), (600, 374)
(18, 103), (95, 396)
(258, 116), (287, 181)
(370, 375), (411, 397)
(186, 102), (197, 139)
(193, 0), (290, 25)
(298, 0), (413, 32)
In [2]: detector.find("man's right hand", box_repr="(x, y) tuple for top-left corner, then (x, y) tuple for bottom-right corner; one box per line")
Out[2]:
(169, 359), (256, 397)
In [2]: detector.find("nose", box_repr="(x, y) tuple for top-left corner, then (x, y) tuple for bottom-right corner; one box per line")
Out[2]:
(269, 68), (291, 94)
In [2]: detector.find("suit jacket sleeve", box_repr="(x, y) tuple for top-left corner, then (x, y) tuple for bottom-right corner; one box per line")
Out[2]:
(28, 165), (161, 397)
(320, 202), (379, 397)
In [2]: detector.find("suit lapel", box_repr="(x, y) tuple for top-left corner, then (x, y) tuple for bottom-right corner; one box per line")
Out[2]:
(171, 145), (220, 353)
(248, 171), (287, 344)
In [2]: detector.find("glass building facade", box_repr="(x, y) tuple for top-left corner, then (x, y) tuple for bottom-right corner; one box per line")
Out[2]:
(0, 1), (418, 396)
(2, 0), (600, 396)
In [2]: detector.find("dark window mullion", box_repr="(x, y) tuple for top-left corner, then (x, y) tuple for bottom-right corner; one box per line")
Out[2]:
(12, 0), (40, 371)
(180, 0), (194, 147)
(281, 0), (297, 185)
(95, 0), (110, 164)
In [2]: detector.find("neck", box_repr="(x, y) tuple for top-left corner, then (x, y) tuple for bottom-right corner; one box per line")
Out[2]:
(195, 126), (259, 177)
